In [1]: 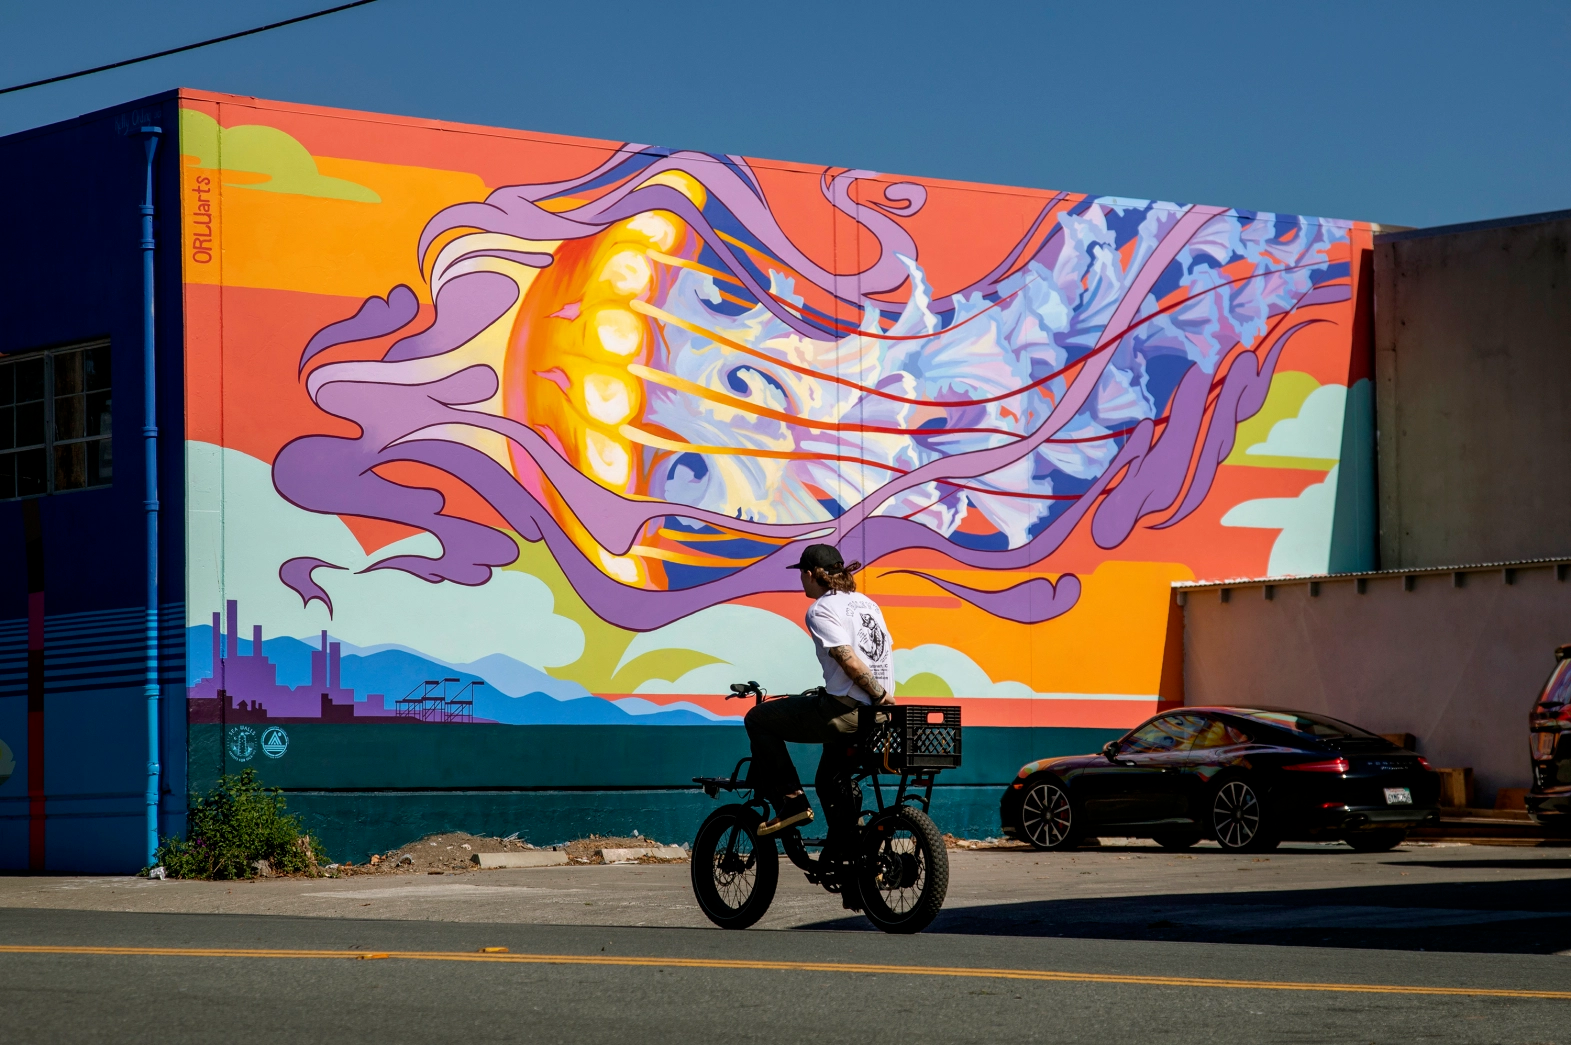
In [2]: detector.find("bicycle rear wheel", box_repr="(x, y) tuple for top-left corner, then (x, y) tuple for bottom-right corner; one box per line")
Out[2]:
(690, 804), (779, 929)
(855, 806), (948, 934)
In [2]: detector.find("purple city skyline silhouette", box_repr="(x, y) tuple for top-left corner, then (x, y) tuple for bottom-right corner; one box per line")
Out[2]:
(186, 599), (480, 724)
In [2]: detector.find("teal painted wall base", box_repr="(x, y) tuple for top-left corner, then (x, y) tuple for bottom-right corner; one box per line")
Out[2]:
(285, 785), (1023, 863)
(184, 722), (1124, 860)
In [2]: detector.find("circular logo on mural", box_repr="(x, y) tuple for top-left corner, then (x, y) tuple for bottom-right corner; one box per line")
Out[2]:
(261, 726), (290, 759)
(226, 726), (257, 763)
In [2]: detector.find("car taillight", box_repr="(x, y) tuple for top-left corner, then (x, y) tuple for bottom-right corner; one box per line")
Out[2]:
(1283, 757), (1350, 773)
(1417, 756), (1432, 770)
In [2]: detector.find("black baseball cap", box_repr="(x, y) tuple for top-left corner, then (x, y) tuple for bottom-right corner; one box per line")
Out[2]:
(786, 543), (843, 571)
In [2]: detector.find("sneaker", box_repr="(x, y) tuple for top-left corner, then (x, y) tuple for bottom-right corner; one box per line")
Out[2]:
(757, 797), (814, 837)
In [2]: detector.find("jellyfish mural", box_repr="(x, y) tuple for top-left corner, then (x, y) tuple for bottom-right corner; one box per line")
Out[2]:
(271, 145), (1354, 632)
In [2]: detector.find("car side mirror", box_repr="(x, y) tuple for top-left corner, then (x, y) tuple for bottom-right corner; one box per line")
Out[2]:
(1102, 740), (1121, 761)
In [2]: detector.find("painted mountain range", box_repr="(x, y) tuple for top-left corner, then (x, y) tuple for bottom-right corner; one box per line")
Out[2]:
(186, 601), (733, 726)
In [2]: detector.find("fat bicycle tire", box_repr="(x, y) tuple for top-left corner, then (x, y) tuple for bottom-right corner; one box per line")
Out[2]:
(856, 805), (948, 934)
(691, 804), (779, 929)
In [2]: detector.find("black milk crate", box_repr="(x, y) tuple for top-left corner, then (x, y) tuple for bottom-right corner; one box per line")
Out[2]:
(865, 704), (962, 772)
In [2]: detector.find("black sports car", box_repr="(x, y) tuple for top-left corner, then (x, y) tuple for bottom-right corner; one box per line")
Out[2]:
(999, 706), (1441, 852)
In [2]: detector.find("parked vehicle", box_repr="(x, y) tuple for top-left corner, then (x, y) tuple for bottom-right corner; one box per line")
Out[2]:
(1000, 707), (1441, 853)
(1526, 645), (1571, 829)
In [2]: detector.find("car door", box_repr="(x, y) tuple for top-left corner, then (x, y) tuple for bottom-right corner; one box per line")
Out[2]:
(1169, 714), (1253, 822)
(1124, 712), (1211, 823)
(1079, 713), (1206, 826)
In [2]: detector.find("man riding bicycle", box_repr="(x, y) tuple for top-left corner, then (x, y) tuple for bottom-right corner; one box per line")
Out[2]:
(746, 543), (895, 838)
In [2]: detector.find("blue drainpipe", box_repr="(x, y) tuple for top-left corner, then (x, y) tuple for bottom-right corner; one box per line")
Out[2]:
(140, 125), (162, 867)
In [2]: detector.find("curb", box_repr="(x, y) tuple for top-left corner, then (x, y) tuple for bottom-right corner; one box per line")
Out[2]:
(597, 846), (687, 863)
(471, 851), (570, 869)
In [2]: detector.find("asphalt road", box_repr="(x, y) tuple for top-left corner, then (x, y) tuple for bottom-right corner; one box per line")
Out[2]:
(5, 842), (1571, 1044)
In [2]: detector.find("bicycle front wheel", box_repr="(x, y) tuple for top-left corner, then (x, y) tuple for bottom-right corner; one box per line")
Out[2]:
(855, 806), (949, 934)
(690, 804), (779, 929)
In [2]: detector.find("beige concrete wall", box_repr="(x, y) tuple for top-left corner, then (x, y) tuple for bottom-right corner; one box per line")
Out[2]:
(1375, 212), (1571, 569)
(1182, 561), (1571, 804)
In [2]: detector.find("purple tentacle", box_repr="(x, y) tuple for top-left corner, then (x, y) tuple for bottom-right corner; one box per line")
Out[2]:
(299, 285), (420, 371)
(278, 558), (347, 615)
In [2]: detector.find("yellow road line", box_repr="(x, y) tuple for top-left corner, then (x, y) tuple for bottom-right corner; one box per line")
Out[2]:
(1, 945), (1567, 1000)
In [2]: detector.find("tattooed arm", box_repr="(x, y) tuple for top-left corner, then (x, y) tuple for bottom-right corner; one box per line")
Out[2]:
(825, 645), (890, 704)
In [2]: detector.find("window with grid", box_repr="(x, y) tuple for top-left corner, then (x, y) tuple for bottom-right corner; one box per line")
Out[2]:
(0, 341), (112, 499)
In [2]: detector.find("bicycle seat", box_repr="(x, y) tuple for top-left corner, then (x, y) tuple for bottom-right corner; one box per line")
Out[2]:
(693, 776), (737, 798)
(693, 756), (753, 798)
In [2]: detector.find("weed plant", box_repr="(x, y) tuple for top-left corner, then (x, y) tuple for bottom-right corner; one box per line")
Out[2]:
(155, 769), (325, 879)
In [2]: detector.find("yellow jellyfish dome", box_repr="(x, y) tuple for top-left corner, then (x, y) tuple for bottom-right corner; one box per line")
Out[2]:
(502, 171), (708, 587)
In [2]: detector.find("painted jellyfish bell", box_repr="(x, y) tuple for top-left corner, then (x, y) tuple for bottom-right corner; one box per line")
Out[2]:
(503, 172), (707, 588)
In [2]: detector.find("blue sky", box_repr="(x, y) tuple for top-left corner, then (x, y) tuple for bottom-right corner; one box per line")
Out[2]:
(2, 0), (1566, 228)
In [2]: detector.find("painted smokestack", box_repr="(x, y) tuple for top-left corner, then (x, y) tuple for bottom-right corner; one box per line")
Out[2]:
(226, 600), (238, 661)
(252, 624), (263, 659)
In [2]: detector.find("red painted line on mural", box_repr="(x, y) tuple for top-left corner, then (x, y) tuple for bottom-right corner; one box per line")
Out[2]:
(648, 273), (1346, 538)
(640, 259), (1325, 416)
(897, 282), (1346, 522)
(760, 277), (1036, 341)
(626, 363), (1031, 442)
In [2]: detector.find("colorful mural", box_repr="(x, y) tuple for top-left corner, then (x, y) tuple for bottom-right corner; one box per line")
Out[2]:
(179, 91), (1372, 754)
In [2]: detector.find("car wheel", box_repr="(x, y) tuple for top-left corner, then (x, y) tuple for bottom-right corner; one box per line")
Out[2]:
(1211, 778), (1278, 852)
(1016, 776), (1080, 851)
(1152, 830), (1201, 850)
(1343, 829), (1407, 852)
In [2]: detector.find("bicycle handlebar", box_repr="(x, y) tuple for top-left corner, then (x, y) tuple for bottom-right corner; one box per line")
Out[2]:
(727, 681), (765, 703)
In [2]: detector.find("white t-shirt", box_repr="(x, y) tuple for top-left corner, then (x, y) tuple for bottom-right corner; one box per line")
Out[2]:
(805, 591), (894, 705)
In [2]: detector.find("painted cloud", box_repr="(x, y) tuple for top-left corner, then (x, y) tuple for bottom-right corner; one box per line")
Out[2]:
(186, 442), (584, 667)
(1220, 465), (1339, 576)
(1246, 383), (1346, 462)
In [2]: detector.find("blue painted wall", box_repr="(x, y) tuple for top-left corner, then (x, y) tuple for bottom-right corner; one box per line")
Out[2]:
(0, 93), (187, 873)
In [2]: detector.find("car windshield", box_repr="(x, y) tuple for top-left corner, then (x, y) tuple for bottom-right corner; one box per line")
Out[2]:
(1122, 713), (1207, 753)
(1238, 710), (1381, 740)
(1539, 660), (1571, 707)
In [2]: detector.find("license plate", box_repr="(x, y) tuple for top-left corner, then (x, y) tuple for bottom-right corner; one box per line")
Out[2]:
(1384, 787), (1412, 806)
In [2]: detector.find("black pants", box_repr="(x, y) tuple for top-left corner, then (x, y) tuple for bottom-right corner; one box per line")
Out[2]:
(744, 690), (864, 835)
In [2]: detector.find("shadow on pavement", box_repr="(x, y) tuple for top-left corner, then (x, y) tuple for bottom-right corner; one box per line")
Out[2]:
(1385, 859), (1571, 870)
(801, 873), (1571, 953)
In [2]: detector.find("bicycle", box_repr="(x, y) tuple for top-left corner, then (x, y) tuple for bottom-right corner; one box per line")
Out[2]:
(690, 681), (962, 934)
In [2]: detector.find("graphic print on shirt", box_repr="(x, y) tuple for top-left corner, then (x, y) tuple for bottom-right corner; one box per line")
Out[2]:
(858, 612), (887, 664)
(806, 592), (894, 704)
